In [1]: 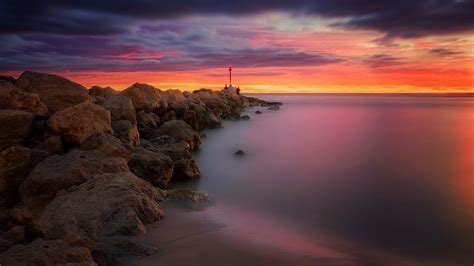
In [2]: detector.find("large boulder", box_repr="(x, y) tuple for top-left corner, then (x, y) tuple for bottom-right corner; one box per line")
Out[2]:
(0, 81), (48, 115)
(181, 109), (199, 131)
(102, 95), (137, 124)
(34, 135), (63, 155)
(194, 89), (228, 114)
(0, 239), (95, 265)
(89, 86), (117, 105)
(0, 146), (49, 204)
(0, 110), (37, 150)
(128, 147), (174, 188)
(144, 138), (201, 180)
(19, 149), (129, 209)
(161, 89), (185, 110)
(15, 71), (90, 113)
(120, 83), (164, 112)
(34, 172), (164, 247)
(112, 120), (140, 147)
(157, 120), (201, 150)
(136, 111), (160, 139)
(81, 133), (132, 161)
(89, 86), (117, 98)
(186, 101), (221, 130)
(162, 89), (185, 103)
(47, 102), (112, 145)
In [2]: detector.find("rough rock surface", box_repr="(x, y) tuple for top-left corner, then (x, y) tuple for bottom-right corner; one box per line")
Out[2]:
(102, 95), (137, 125)
(128, 147), (174, 188)
(34, 172), (164, 246)
(157, 120), (201, 150)
(144, 138), (201, 180)
(0, 81), (48, 115)
(136, 111), (160, 139)
(34, 135), (63, 155)
(19, 149), (129, 209)
(161, 188), (209, 202)
(112, 120), (140, 147)
(47, 102), (112, 145)
(81, 133), (132, 161)
(0, 71), (272, 262)
(15, 71), (90, 113)
(121, 83), (163, 112)
(0, 239), (95, 265)
(89, 85), (117, 100)
(0, 146), (49, 204)
(0, 110), (37, 150)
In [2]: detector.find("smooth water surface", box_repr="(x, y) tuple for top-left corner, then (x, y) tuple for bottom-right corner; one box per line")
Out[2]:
(129, 94), (474, 265)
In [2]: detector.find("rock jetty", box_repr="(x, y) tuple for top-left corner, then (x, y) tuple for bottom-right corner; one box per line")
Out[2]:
(0, 71), (274, 264)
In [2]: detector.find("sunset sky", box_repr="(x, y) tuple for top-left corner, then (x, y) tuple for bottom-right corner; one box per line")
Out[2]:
(1, 1), (473, 93)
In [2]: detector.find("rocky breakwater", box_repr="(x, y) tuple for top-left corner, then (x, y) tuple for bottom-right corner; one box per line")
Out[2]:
(0, 71), (274, 265)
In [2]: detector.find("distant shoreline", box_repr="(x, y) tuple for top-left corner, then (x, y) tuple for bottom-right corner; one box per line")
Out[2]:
(244, 92), (474, 97)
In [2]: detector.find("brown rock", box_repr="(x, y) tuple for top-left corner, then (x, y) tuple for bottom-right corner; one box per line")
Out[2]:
(161, 110), (177, 123)
(181, 109), (199, 130)
(0, 146), (49, 204)
(102, 95), (137, 124)
(47, 102), (112, 145)
(81, 133), (132, 161)
(161, 89), (185, 106)
(120, 83), (164, 112)
(0, 110), (36, 150)
(112, 120), (140, 147)
(157, 120), (201, 150)
(163, 188), (209, 202)
(19, 149), (129, 209)
(3, 225), (25, 244)
(35, 172), (163, 246)
(128, 147), (174, 188)
(8, 205), (34, 226)
(0, 239), (95, 265)
(144, 138), (201, 180)
(15, 71), (90, 113)
(34, 135), (63, 155)
(194, 89), (229, 115)
(136, 111), (160, 139)
(0, 81), (48, 115)
(89, 85), (117, 99)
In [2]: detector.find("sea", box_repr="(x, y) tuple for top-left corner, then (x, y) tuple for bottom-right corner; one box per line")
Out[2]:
(126, 94), (474, 266)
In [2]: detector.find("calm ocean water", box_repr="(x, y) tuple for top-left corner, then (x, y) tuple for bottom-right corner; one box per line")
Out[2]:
(129, 94), (474, 265)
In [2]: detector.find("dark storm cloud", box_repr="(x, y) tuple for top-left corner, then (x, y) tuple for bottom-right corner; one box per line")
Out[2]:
(1, 0), (472, 38)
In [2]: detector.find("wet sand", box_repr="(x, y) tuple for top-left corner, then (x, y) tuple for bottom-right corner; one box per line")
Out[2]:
(123, 201), (418, 266)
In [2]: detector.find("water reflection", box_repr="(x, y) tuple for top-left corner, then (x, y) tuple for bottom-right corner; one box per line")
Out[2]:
(139, 95), (474, 265)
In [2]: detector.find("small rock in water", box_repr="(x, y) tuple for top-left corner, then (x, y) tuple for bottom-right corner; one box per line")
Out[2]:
(240, 115), (250, 120)
(255, 110), (262, 114)
(268, 105), (280, 110)
(234, 149), (245, 156)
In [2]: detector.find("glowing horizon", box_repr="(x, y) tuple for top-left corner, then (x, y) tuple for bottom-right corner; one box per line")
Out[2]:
(1, 4), (473, 93)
